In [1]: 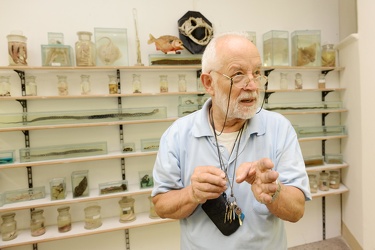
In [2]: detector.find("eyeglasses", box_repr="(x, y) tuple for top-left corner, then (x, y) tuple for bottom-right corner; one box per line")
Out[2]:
(210, 70), (268, 89)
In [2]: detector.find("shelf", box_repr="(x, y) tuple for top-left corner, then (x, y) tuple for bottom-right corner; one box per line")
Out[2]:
(305, 162), (349, 173)
(267, 108), (347, 115)
(0, 184), (152, 213)
(298, 135), (347, 142)
(265, 87), (345, 93)
(262, 66), (344, 72)
(311, 183), (348, 198)
(0, 150), (157, 170)
(0, 65), (201, 71)
(0, 117), (177, 132)
(0, 212), (175, 249)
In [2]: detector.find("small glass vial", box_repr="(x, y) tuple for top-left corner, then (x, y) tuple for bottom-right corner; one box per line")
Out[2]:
(319, 172), (330, 191)
(295, 73), (303, 89)
(321, 44), (336, 67)
(30, 209), (46, 237)
(178, 74), (187, 92)
(308, 174), (318, 193)
(50, 177), (66, 200)
(7, 31), (28, 66)
(75, 31), (96, 66)
(57, 206), (72, 233)
(0, 75), (11, 96)
(329, 170), (341, 189)
(318, 74), (326, 89)
(159, 75), (168, 93)
(280, 73), (288, 90)
(25, 75), (37, 96)
(118, 197), (136, 223)
(57, 75), (69, 96)
(84, 205), (102, 229)
(80, 74), (91, 95)
(132, 74), (142, 93)
(148, 195), (159, 219)
(108, 74), (118, 94)
(196, 70), (205, 92)
(1, 212), (17, 241)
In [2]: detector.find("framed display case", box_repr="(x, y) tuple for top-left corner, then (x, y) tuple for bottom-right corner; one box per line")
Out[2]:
(41, 44), (74, 66)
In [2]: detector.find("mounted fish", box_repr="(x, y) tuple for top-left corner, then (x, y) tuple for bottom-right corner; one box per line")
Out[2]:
(148, 34), (184, 54)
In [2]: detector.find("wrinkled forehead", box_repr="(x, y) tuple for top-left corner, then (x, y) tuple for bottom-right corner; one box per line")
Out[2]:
(216, 36), (261, 64)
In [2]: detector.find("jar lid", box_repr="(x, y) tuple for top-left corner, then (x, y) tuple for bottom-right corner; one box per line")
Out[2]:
(1, 212), (16, 218)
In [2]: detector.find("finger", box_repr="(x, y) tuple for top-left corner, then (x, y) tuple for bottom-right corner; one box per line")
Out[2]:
(260, 170), (279, 184)
(257, 158), (274, 172)
(236, 162), (256, 183)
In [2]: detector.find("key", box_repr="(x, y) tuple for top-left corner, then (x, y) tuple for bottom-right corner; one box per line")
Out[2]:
(224, 203), (228, 223)
(235, 207), (245, 226)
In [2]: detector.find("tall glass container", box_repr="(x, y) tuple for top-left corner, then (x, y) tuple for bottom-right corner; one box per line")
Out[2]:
(84, 205), (102, 229)
(7, 31), (28, 66)
(57, 206), (72, 233)
(319, 172), (330, 191)
(159, 75), (168, 93)
(318, 74), (326, 89)
(25, 75), (37, 96)
(321, 44), (336, 67)
(263, 30), (289, 66)
(118, 197), (136, 223)
(148, 195), (159, 219)
(308, 174), (318, 193)
(80, 74), (91, 95)
(75, 31), (96, 66)
(280, 73), (288, 90)
(50, 177), (66, 200)
(1, 212), (17, 241)
(291, 30), (321, 66)
(57, 75), (69, 96)
(108, 74), (118, 94)
(132, 74), (142, 93)
(329, 170), (340, 189)
(30, 209), (46, 236)
(295, 73), (303, 89)
(0, 76), (11, 96)
(178, 74), (187, 92)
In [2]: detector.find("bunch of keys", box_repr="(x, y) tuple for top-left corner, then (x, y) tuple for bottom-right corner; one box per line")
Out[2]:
(224, 195), (245, 226)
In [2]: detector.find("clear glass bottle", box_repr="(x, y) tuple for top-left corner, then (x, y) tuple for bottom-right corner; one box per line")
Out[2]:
(329, 170), (340, 189)
(25, 75), (37, 96)
(75, 31), (96, 66)
(308, 174), (318, 193)
(0, 75), (11, 96)
(321, 44), (336, 67)
(159, 75), (168, 93)
(295, 73), (303, 89)
(57, 75), (69, 96)
(7, 31), (28, 66)
(148, 195), (159, 219)
(108, 74), (118, 94)
(132, 74), (142, 93)
(196, 70), (205, 92)
(319, 172), (330, 191)
(57, 206), (72, 233)
(1, 212), (17, 241)
(50, 177), (66, 200)
(30, 209), (46, 237)
(280, 73), (288, 89)
(178, 74), (187, 92)
(80, 74), (91, 95)
(118, 197), (136, 223)
(318, 74), (326, 89)
(84, 205), (102, 229)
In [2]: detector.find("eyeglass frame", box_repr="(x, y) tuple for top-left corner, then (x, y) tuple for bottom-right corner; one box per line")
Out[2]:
(209, 70), (268, 89)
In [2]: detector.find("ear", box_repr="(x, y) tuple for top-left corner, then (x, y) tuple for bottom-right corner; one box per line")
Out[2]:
(201, 73), (215, 96)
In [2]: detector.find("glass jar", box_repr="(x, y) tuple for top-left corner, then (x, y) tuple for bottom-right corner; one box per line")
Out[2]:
(132, 74), (142, 93)
(118, 197), (136, 223)
(25, 75), (37, 96)
(57, 206), (72, 233)
(80, 74), (91, 95)
(159, 75), (168, 93)
(50, 177), (66, 200)
(329, 170), (341, 189)
(321, 44), (336, 67)
(319, 172), (330, 191)
(57, 75), (69, 96)
(1, 212), (17, 241)
(148, 195), (159, 219)
(178, 74), (187, 92)
(196, 70), (205, 92)
(318, 74), (326, 89)
(280, 73), (288, 90)
(7, 31), (28, 66)
(308, 174), (318, 193)
(0, 75), (11, 96)
(30, 209), (46, 237)
(295, 73), (303, 89)
(75, 31), (96, 66)
(84, 205), (102, 229)
(108, 74), (118, 94)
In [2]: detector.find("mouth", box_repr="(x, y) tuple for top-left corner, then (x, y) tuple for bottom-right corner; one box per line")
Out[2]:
(239, 97), (257, 105)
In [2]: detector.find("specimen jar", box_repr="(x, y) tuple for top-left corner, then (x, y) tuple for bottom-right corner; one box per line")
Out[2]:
(7, 31), (28, 66)
(25, 75), (37, 96)
(57, 75), (69, 96)
(1, 212), (17, 241)
(84, 205), (102, 229)
(30, 209), (46, 236)
(75, 31), (96, 66)
(118, 197), (136, 223)
(80, 74), (91, 95)
(57, 206), (72, 232)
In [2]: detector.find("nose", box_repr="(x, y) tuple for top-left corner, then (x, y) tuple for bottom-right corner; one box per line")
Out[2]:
(242, 77), (258, 90)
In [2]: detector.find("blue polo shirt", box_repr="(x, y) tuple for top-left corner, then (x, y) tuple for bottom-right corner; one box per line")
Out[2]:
(152, 99), (311, 250)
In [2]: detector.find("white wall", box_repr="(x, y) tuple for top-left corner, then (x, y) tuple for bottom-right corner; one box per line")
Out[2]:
(0, 0), (346, 249)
